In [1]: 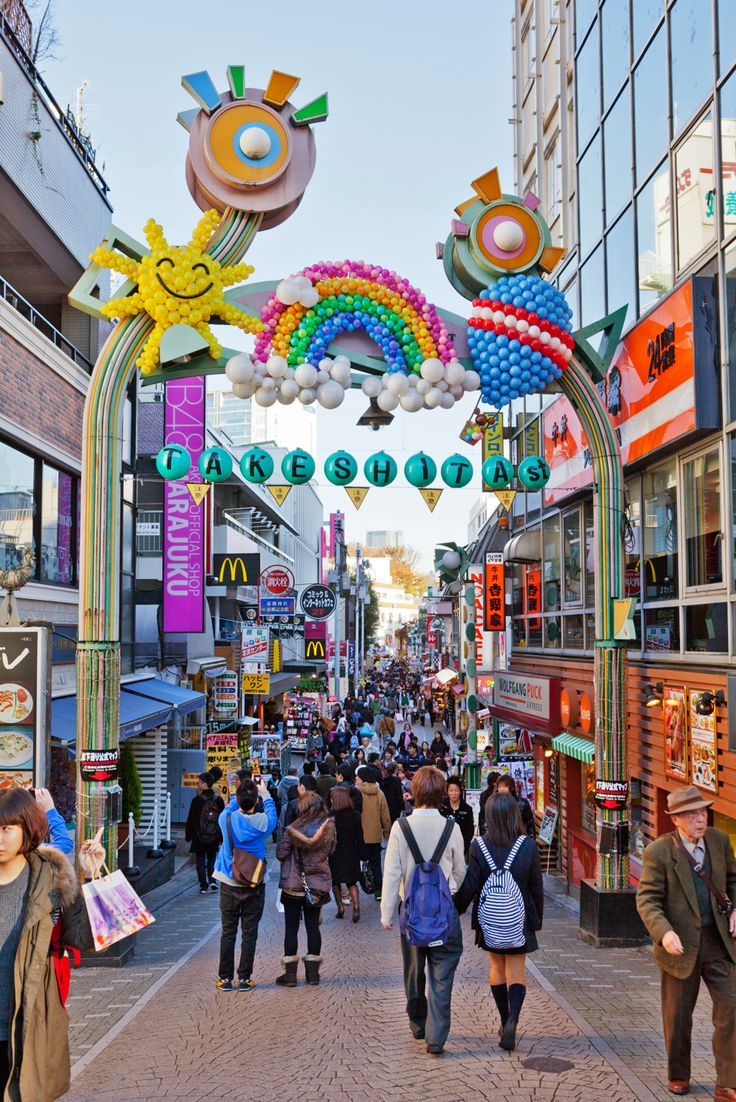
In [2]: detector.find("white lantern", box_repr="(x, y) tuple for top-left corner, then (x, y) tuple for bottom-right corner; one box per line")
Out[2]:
(442, 550), (462, 571)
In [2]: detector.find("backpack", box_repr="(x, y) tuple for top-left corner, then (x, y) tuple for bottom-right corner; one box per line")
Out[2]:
(350, 732), (359, 750)
(398, 817), (456, 947)
(197, 796), (221, 846)
(476, 836), (527, 950)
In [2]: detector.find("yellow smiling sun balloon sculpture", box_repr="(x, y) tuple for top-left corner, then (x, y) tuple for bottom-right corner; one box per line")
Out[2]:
(91, 209), (263, 374)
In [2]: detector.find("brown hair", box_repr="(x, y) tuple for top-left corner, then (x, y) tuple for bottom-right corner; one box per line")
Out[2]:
(330, 785), (352, 812)
(411, 766), (447, 809)
(485, 792), (524, 846)
(495, 774), (517, 798)
(0, 788), (48, 854)
(293, 790), (325, 828)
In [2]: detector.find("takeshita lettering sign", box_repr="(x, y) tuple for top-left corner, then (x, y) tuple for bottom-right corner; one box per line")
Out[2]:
(542, 277), (719, 506)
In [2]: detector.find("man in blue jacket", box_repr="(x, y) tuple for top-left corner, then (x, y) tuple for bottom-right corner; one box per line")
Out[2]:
(214, 778), (277, 991)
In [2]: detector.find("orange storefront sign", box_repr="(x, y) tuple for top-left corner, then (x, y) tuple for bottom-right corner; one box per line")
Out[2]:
(580, 692), (593, 734)
(484, 553), (505, 631)
(542, 278), (718, 506)
(560, 688), (579, 727)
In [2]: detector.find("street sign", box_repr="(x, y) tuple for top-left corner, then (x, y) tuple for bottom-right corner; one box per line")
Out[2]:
(241, 626), (270, 662)
(261, 564), (295, 596)
(259, 596), (295, 616)
(300, 583), (337, 619)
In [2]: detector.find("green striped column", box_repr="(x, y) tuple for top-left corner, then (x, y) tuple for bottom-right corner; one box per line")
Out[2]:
(75, 210), (262, 869)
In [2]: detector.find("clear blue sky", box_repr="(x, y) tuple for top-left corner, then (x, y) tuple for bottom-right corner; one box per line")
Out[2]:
(45, 0), (514, 567)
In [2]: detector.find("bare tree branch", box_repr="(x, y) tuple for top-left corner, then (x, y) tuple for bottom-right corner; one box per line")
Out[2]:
(28, 0), (61, 67)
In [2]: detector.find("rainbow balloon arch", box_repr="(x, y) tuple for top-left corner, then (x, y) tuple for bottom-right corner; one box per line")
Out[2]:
(69, 65), (633, 939)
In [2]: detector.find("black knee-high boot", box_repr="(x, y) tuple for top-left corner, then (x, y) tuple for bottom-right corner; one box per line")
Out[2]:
(490, 984), (509, 1029)
(500, 983), (527, 1051)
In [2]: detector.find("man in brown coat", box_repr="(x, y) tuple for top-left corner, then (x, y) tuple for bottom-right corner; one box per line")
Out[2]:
(636, 786), (736, 1099)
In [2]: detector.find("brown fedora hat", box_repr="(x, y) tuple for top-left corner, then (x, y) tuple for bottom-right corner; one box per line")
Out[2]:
(666, 785), (713, 815)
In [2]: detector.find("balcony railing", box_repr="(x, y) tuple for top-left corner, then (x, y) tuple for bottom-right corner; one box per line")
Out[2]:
(0, 274), (92, 371)
(0, 11), (110, 198)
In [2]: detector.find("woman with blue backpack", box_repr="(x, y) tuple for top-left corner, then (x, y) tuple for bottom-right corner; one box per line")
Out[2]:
(380, 766), (467, 1056)
(455, 792), (544, 1053)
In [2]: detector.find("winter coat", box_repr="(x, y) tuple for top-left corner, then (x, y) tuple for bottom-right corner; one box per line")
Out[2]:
(277, 815), (336, 897)
(276, 780), (300, 840)
(430, 735), (449, 758)
(455, 835), (544, 953)
(329, 807), (364, 885)
(441, 798), (475, 855)
(359, 782), (391, 844)
(6, 846), (82, 1102)
(380, 775), (405, 823)
(184, 789), (225, 854)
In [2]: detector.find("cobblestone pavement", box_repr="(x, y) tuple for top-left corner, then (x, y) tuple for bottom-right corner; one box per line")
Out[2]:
(63, 855), (727, 1102)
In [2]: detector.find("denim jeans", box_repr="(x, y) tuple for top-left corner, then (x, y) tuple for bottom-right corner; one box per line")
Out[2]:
(218, 882), (266, 980)
(196, 848), (217, 890)
(400, 913), (463, 1047)
(364, 842), (383, 893)
(282, 894), (322, 956)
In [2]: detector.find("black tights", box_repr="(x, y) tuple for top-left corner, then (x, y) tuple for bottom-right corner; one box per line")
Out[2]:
(282, 894), (322, 956)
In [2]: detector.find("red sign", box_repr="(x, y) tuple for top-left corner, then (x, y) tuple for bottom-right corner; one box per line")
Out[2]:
(262, 565), (295, 596)
(543, 278), (717, 505)
(525, 567), (541, 629)
(484, 553), (505, 631)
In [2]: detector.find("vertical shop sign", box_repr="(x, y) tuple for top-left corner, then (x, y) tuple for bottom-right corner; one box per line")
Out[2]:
(481, 413), (504, 491)
(664, 686), (689, 781)
(0, 627), (49, 789)
(689, 690), (717, 793)
(468, 564), (485, 667)
(484, 553), (505, 631)
(163, 378), (205, 632)
(525, 567), (542, 630)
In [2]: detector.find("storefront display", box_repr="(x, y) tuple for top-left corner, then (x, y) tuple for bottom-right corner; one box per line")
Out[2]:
(284, 693), (319, 752)
(664, 686), (688, 781)
(689, 689), (717, 792)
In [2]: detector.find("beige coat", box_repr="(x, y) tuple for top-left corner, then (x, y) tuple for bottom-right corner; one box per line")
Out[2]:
(636, 828), (736, 979)
(6, 846), (81, 1102)
(359, 783), (391, 844)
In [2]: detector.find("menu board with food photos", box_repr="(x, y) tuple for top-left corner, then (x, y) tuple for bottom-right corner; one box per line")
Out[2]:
(0, 628), (48, 791)
(664, 686), (688, 782)
(689, 690), (717, 793)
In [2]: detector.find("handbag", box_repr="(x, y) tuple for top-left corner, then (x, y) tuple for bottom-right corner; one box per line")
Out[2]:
(226, 816), (265, 888)
(673, 834), (734, 916)
(359, 859), (376, 896)
(298, 851), (329, 907)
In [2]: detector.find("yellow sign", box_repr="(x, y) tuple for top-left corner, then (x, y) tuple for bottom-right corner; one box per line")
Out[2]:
(345, 486), (369, 509)
(242, 672), (270, 694)
(482, 413), (504, 491)
(613, 597), (637, 641)
(305, 639), (326, 660)
(524, 418), (540, 458)
(186, 483), (210, 506)
(494, 489), (517, 511)
(267, 484), (293, 506)
(419, 487), (443, 513)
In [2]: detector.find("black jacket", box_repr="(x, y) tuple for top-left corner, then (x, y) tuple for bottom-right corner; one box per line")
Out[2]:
(185, 789), (225, 853)
(430, 736), (449, 758)
(381, 775), (405, 823)
(456, 835), (544, 952)
(441, 798), (475, 854)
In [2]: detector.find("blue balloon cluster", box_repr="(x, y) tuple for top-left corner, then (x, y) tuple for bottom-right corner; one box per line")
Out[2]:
(466, 275), (573, 408)
(306, 311), (411, 374)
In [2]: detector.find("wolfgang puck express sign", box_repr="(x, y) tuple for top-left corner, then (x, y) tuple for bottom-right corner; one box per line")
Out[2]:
(492, 672), (561, 736)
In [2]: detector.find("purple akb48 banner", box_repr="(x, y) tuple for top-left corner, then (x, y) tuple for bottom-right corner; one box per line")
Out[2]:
(163, 378), (205, 633)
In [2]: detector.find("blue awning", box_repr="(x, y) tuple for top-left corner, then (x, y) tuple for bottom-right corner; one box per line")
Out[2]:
(122, 678), (206, 717)
(51, 690), (173, 745)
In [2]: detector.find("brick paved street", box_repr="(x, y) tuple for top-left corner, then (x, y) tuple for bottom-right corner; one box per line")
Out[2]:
(62, 858), (726, 1102)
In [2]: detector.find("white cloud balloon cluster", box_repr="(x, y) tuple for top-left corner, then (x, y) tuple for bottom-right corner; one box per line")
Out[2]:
(226, 352), (352, 409)
(360, 358), (481, 413)
(275, 275), (320, 309)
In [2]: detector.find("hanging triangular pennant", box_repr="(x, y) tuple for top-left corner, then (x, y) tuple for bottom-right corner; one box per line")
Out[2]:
(345, 486), (369, 509)
(419, 487), (443, 513)
(494, 489), (516, 511)
(266, 484), (293, 507)
(573, 305), (628, 383)
(186, 483), (210, 506)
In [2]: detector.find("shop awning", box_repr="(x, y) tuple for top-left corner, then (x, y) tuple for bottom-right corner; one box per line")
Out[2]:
(551, 732), (595, 763)
(267, 673), (300, 698)
(503, 530), (541, 564)
(51, 690), (173, 745)
(186, 656), (228, 678)
(123, 678), (206, 716)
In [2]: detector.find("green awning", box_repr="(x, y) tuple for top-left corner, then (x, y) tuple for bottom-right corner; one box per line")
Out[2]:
(552, 733), (595, 764)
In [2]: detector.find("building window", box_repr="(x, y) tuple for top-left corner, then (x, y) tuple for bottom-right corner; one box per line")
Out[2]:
(643, 461), (678, 600)
(0, 443), (35, 573)
(682, 448), (723, 588)
(720, 71), (736, 238)
(575, 0), (597, 42)
(546, 140), (561, 224)
(584, 499), (595, 605)
(644, 605), (680, 652)
(576, 18), (601, 155)
(630, 778), (645, 860)
(563, 508), (583, 606)
(604, 85), (632, 226)
(601, 0), (630, 110)
(565, 615), (585, 649)
(523, 21), (536, 90)
(40, 466), (75, 585)
(675, 113), (716, 271)
(632, 0), (663, 60)
(545, 617), (562, 648)
(543, 514), (561, 611)
(580, 243), (605, 326)
(670, 0), (713, 137)
(685, 602), (728, 653)
(624, 477), (642, 599)
(579, 132), (603, 259)
(636, 160), (673, 313)
(634, 27), (668, 184)
(606, 206), (636, 327)
(581, 762), (596, 833)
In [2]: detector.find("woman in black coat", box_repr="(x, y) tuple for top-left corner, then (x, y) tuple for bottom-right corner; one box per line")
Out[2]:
(329, 785), (365, 922)
(440, 775), (475, 858)
(184, 773), (225, 892)
(455, 792), (543, 1053)
(380, 762), (405, 823)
